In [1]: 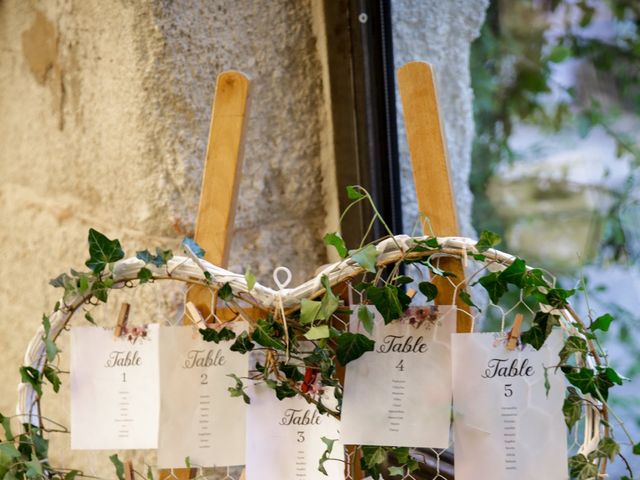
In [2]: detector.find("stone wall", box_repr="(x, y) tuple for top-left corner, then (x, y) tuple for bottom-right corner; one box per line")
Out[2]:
(393, 0), (489, 237)
(0, 0), (487, 475)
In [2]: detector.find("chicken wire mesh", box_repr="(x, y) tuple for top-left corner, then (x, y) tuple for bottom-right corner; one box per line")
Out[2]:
(17, 248), (604, 480)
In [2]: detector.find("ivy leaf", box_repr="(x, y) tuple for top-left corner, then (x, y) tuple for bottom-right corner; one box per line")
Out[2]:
(199, 327), (236, 343)
(545, 288), (575, 308)
(590, 437), (619, 461)
(25, 455), (43, 478)
(350, 244), (379, 273)
(590, 313), (614, 332)
(279, 364), (304, 382)
(418, 281), (438, 302)
(0, 413), (14, 441)
(91, 279), (110, 303)
(563, 387), (582, 430)
(218, 282), (234, 301)
(230, 331), (254, 354)
(360, 445), (387, 469)
(548, 44), (571, 63)
(633, 443), (640, 455)
(65, 470), (80, 480)
(459, 290), (479, 310)
(318, 437), (337, 475)
(110, 454), (125, 480)
(336, 332), (375, 365)
(478, 272), (507, 304)
(300, 299), (322, 325)
(20, 366), (42, 397)
(0, 444), (20, 459)
(366, 285), (411, 324)
(323, 232), (348, 258)
(245, 267), (256, 291)
(388, 466), (404, 477)
(252, 318), (286, 351)
(182, 237), (205, 258)
(558, 336), (588, 365)
(305, 325), (330, 340)
(275, 382), (297, 400)
(568, 454), (598, 480)
(561, 366), (614, 400)
(84, 312), (96, 325)
(346, 185), (365, 200)
(137, 267), (153, 284)
(227, 374), (250, 404)
(475, 230), (501, 252)
(357, 305), (375, 335)
(85, 229), (124, 273)
(499, 258), (527, 288)
(520, 312), (560, 350)
(42, 316), (59, 362)
(319, 276), (340, 319)
(43, 366), (61, 393)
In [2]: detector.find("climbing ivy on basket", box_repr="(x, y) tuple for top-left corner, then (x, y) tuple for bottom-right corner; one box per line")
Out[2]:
(1, 186), (638, 480)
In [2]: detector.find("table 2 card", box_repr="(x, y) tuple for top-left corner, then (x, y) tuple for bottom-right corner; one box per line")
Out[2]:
(70, 324), (160, 450)
(246, 354), (345, 480)
(451, 329), (568, 480)
(158, 324), (248, 468)
(340, 305), (455, 448)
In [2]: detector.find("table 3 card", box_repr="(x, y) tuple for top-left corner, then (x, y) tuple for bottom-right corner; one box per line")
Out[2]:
(340, 305), (455, 448)
(451, 329), (568, 480)
(70, 324), (160, 450)
(246, 354), (345, 480)
(157, 324), (248, 468)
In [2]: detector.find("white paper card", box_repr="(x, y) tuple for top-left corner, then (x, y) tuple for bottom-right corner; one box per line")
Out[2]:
(158, 324), (248, 468)
(452, 329), (568, 480)
(341, 305), (455, 448)
(71, 324), (160, 450)
(245, 354), (345, 480)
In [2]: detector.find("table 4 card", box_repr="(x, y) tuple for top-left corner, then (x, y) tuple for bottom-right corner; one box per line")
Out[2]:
(70, 324), (160, 450)
(451, 329), (568, 480)
(340, 305), (455, 448)
(246, 354), (345, 480)
(157, 323), (248, 468)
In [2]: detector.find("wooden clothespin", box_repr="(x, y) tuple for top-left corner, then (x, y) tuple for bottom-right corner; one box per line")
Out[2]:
(185, 301), (206, 328)
(507, 313), (524, 351)
(406, 288), (418, 299)
(114, 303), (131, 338)
(124, 460), (134, 480)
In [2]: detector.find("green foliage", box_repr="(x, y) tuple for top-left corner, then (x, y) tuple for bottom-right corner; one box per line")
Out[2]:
(418, 281), (438, 302)
(350, 244), (379, 273)
(227, 374), (250, 404)
(335, 332), (375, 365)
(199, 327), (236, 343)
(85, 229), (125, 273)
(357, 305), (375, 335)
(218, 282), (233, 301)
(110, 454), (125, 480)
(366, 285), (411, 324)
(520, 312), (560, 350)
(323, 232), (348, 258)
(475, 230), (502, 252)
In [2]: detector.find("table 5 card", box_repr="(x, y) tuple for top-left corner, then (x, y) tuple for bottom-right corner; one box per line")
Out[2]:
(71, 324), (160, 450)
(451, 329), (568, 480)
(340, 305), (455, 448)
(157, 323), (248, 468)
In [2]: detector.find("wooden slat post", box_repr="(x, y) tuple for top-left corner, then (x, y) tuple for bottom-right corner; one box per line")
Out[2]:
(397, 61), (471, 333)
(159, 70), (249, 480)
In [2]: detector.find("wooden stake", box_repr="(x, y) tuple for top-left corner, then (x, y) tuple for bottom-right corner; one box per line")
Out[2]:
(159, 71), (249, 480)
(114, 303), (130, 338)
(397, 61), (472, 333)
(507, 313), (524, 351)
(124, 461), (134, 480)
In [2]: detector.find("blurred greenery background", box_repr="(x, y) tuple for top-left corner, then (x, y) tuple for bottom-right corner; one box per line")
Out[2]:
(470, 0), (640, 475)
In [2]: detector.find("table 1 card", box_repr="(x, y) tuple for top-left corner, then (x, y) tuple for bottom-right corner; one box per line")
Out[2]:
(451, 329), (568, 480)
(245, 356), (345, 480)
(157, 324), (248, 468)
(340, 305), (455, 448)
(70, 324), (160, 450)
